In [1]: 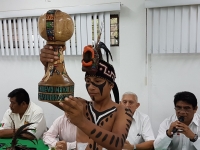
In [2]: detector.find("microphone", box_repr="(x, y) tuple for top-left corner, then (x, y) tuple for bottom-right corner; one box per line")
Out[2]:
(172, 116), (184, 133)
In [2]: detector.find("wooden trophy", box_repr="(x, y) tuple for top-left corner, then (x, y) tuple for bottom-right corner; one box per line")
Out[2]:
(38, 10), (74, 102)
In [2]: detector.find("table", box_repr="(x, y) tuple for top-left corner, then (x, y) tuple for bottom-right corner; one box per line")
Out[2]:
(0, 138), (49, 150)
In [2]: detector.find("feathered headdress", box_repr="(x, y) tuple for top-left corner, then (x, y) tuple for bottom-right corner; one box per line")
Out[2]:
(82, 24), (119, 103)
(7, 115), (38, 150)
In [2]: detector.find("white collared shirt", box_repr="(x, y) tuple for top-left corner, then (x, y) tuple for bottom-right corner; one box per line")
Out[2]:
(0, 101), (46, 139)
(154, 113), (200, 150)
(126, 110), (155, 145)
(43, 114), (77, 150)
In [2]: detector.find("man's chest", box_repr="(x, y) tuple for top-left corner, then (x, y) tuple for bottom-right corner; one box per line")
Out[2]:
(10, 115), (31, 128)
(170, 134), (196, 150)
(84, 103), (117, 130)
(127, 120), (144, 144)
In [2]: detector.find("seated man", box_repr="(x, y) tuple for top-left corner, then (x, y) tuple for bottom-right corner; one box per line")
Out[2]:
(154, 91), (200, 150)
(43, 112), (76, 150)
(121, 92), (155, 150)
(40, 42), (133, 150)
(0, 88), (46, 139)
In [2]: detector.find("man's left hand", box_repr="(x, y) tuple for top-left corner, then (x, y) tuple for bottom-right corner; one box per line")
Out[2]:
(123, 140), (134, 150)
(55, 141), (67, 150)
(176, 121), (195, 139)
(59, 96), (84, 126)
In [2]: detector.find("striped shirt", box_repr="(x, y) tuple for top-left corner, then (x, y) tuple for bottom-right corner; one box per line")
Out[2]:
(43, 114), (77, 150)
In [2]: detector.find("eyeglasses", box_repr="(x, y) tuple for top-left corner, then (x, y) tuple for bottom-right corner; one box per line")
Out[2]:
(174, 106), (193, 113)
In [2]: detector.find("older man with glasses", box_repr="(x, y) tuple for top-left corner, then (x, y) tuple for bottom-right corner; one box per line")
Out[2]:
(154, 91), (200, 150)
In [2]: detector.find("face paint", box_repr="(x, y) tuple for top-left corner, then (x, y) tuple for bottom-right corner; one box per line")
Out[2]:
(86, 81), (107, 96)
(92, 81), (106, 95)
(92, 96), (95, 101)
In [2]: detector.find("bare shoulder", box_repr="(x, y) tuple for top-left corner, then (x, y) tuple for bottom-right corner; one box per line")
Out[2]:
(111, 104), (133, 142)
(116, 104), (132, 113)
(31, 102), (44, 113)
(115, 104), (133, 122)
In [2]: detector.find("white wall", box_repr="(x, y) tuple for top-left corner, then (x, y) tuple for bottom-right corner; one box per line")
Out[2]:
(0, 0), (199, 137)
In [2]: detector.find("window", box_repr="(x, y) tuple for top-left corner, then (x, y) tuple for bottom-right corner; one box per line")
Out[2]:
(110, 15), (119, 46)
(1, 19), (43, 49)
(0, 3), (121, 55)
(91, 14), (119, 46)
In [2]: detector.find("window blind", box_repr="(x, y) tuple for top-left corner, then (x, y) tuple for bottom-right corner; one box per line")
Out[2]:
(0, 3), (120, 56)
(147, 5), (200, 54)
(0, 12), (110, 56)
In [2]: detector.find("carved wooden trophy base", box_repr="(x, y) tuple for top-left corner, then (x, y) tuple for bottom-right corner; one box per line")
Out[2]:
(38, 45), (74, 102)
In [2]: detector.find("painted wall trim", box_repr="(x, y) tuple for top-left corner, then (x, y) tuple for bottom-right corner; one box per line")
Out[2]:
(0, 2), (121, 19)
(145, 0), (200, 8)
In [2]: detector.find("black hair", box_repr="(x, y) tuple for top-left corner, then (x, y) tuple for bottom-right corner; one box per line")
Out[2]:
(174, 91), (197, 109)
(8, 88), (30, 105)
